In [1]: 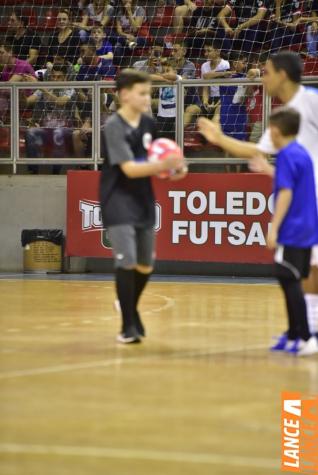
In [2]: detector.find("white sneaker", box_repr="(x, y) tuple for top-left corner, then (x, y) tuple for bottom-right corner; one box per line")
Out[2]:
(297, 337), (318, 357)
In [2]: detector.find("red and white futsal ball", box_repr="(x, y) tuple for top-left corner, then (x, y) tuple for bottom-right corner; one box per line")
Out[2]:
(147, 138), (183, 179)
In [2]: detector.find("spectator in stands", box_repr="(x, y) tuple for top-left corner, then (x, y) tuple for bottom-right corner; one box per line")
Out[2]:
(0, 41), (35, 82)
(132, 40), (176, 81)
(73, 0), (116, 42)
(132, 41), (177, 117)
(22, 64), (76, 172)
(174, 0), (225, 34)
(157, 58), (182, 139)
(217, 0), (271, 58)
(186, 0), (231, 57)
(306, 0), (318, 56)
(184, 40), (231, 126)
(76, 41), (116, 80)
(47, 9), (81, 67)
(219, 54), (249, 141)
(173, 0), (198, 35)
(90, 26), (114, 61)
(171, 40), (196, 78)
(7, 7), (41, 69)
(270, 0), (305, 52)
(245, 67), (263, 143)
(114, 0), (150, 60)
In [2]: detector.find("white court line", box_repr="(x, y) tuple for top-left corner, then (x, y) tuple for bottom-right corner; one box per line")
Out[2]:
(0, 358), (134, 380)
(0, 443), (278, 469)
(0, 344), (270, 380)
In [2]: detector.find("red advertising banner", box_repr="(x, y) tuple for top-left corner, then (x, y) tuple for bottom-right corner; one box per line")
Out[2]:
(66, 171), (274, 264)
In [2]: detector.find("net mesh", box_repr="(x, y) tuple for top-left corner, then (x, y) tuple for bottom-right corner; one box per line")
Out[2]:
(0, 0), (317, 163)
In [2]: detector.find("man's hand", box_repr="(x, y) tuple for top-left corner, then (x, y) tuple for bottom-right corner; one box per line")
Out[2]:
(197, 117), (223, 145)
(225, 26), (235, 37)
(22, 74), (38, 82)
(249, 155), (274, 176)
(233, 26), (242, 37)
(266, 226), (277, 250)
(188, 1), (197, 13)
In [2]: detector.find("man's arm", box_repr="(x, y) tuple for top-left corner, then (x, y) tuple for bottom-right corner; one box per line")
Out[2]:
(41, 90), (72, 107)
(267, 189), (292, 249)
(217, 5), (232, 31)
(28, 48), (39, 65)
(197, 117), (259, 158)
(235, 8), (267, 33)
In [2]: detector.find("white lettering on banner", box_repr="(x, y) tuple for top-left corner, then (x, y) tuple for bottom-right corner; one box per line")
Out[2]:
(208, 192), (225, 214)
(227, 192), (244, 215)
(80, 200), (162, 232)
(172, 221), (270, 246)
(187, 191), (207, 215)
(80, 201), (103, 231)
(209, 222), (227, 245)
(168, 191), (273, 216)
(246, 192), (266, 216)
(168, 191), (186, 214)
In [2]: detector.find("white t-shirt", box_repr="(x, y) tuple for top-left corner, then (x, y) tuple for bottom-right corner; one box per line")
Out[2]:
(201, 59), (230, 98)
(158, 75), (182, 118)
(257, 85), (318, 202)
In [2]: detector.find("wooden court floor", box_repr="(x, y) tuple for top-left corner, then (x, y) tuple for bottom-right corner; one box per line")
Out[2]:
(0, 277), (317, 475)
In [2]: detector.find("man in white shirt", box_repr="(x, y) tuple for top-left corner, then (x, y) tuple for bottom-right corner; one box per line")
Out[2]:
(198, 52), (318, 350)
(184, 40), (232, 127)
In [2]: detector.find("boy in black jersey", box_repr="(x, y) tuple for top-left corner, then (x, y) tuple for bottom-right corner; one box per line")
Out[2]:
(100, 69), (187, 344)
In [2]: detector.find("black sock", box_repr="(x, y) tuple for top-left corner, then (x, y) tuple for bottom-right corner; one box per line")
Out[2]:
(134, 270), (151, 336)
(279, 278), (311, 341)
(115, 268), (135, 333)
(134, 270), (151, 311)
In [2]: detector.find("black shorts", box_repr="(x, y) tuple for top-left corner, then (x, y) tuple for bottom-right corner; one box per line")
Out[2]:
(200, 97), (221, 119)
(274, 245), (312, 280)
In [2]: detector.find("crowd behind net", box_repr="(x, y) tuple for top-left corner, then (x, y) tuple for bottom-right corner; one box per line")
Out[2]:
(0, 0), (317, 169)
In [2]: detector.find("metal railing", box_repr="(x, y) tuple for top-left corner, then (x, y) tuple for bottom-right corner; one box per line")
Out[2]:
(0, 76), (317, 174)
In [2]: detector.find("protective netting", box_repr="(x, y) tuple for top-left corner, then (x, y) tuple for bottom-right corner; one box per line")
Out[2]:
(0, 1), (317, 165)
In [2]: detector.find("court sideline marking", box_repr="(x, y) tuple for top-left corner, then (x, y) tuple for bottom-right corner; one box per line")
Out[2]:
(0, 344), (270, 379)
(0, 442), (278, 469)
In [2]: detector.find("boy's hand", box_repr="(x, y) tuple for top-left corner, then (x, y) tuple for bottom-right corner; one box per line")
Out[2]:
(169, 165), (188, 181)
(266, 227), (277, 250)
(160, 154), (184, 172)
(197, 117), (223, 145)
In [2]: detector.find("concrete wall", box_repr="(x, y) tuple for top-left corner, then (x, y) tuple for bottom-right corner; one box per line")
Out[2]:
(0, 175), (67, 272)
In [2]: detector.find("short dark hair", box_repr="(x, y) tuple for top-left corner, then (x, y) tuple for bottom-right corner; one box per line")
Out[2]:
(116, 69), (150, 91)
(269, 107), (300, 136)
(12, 7), (29, 28)
(269, 51), (303, 84)
(51, 64), (68, 76)
(152, 38), (164, 49)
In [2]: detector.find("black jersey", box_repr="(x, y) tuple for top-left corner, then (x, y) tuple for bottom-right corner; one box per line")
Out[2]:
(280, 0), (303, 22)
(189, 6), (219, 31)
(100, 113), (157, 227)
(226, 0), (270, 25)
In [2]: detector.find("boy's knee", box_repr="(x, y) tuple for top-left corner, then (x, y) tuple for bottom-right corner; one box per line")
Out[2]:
(136, 264), (153, 274)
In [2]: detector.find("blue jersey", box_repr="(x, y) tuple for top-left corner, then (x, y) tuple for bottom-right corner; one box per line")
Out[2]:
(274, 141), (318, 248)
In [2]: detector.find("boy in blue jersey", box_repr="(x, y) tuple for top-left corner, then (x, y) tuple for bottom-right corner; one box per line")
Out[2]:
(267, 108), (318, 356)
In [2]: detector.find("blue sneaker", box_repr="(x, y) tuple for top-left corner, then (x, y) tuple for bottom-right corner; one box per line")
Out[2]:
(286, 338), (301, 354)
(270, 333), (291, 351)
